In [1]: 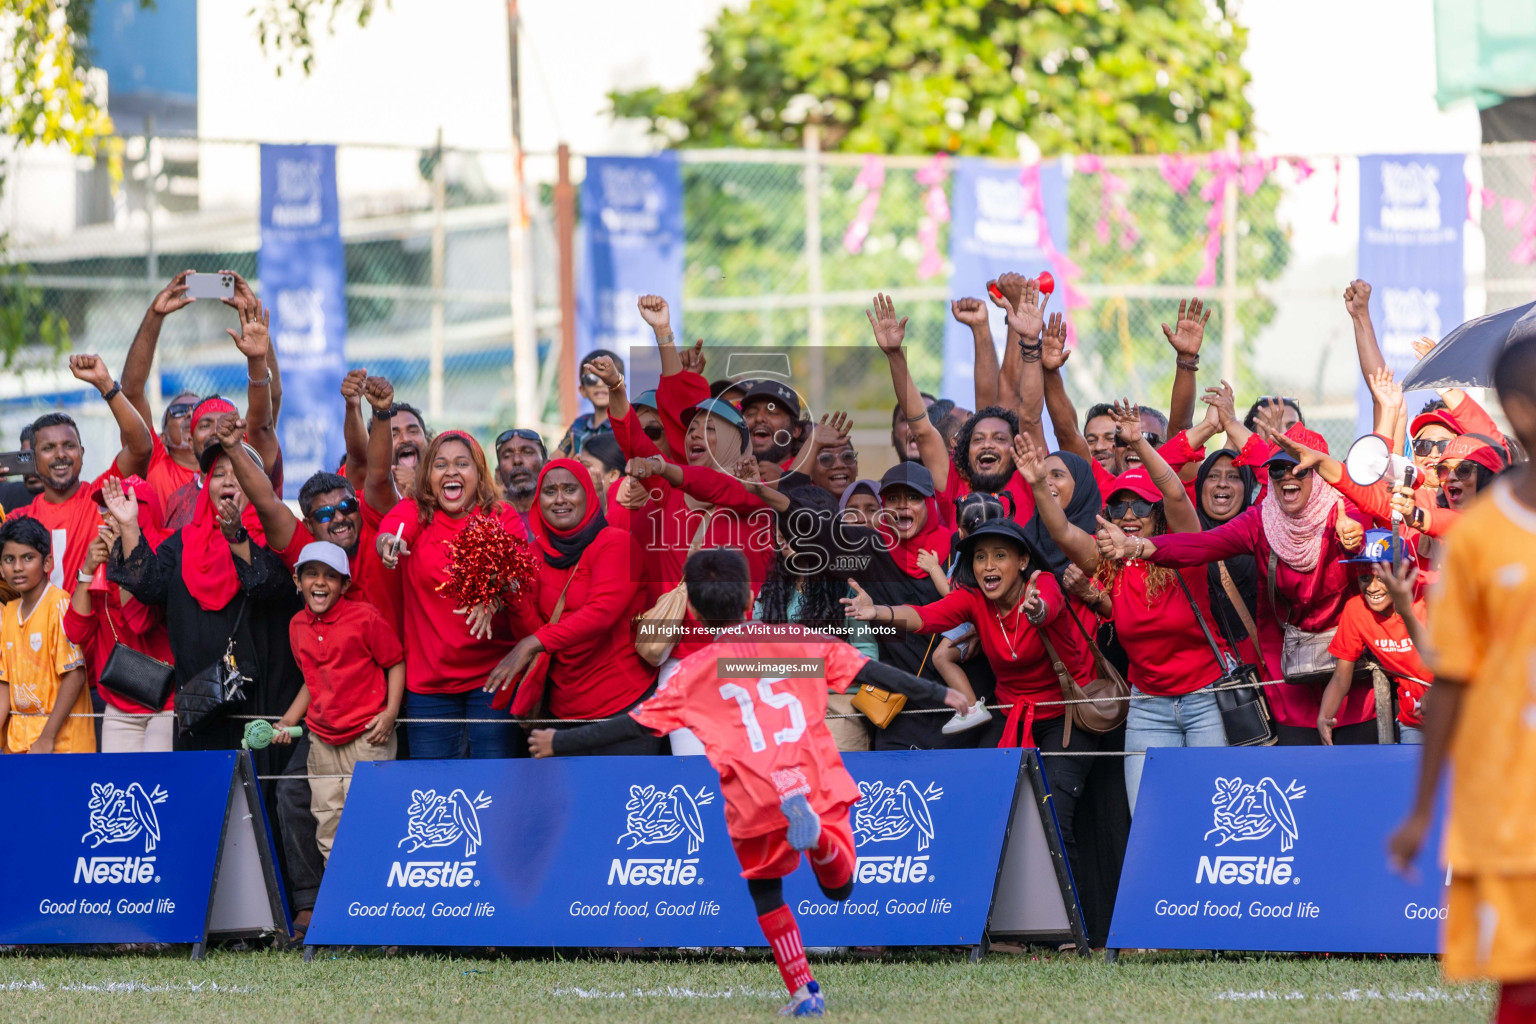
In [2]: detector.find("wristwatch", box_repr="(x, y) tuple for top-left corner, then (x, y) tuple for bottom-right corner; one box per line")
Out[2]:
(77, 569), (95, 584)
(373, 406), (394, 422)
(101, 381), (122, 402)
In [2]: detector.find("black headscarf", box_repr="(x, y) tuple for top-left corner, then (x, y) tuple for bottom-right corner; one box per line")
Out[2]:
(1194, 449), (1259, 646)
(1022, 450), (1101, 575)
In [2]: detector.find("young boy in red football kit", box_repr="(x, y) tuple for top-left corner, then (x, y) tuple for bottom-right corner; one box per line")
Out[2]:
(529, 547), (968, 1017)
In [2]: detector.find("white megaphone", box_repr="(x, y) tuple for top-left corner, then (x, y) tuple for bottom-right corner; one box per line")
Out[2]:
(1345, 434), (1423, 527)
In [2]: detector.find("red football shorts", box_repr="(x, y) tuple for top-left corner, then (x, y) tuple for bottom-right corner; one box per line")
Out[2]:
(732, 805), (856, 886)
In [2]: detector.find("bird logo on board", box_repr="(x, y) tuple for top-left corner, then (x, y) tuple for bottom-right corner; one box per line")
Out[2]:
(398, 788), (493, 857)
(617, 784), (715, 855)
(82, 782), (167, 852)
(1205, 776), (1306, 852)
(851, 780), (943, 852)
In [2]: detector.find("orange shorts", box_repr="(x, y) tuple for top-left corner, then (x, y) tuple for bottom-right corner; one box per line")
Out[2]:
(732, 807), (856, 885)
(1444, 873), (1536, 983)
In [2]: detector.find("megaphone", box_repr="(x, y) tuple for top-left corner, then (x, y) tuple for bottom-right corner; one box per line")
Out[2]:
(1345, 434), (1423, 488)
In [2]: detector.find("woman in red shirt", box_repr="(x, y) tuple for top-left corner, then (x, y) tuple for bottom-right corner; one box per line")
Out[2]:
(377, 431), (528, 759)
(1015, 402), (1232, 811)
(490, 459), (658, 753)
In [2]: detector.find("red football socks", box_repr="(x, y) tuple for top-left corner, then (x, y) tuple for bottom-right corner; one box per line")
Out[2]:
(811, 830), (852, 890)
(758, 904), (814, 994)
(1497, 982), (1536, 1024)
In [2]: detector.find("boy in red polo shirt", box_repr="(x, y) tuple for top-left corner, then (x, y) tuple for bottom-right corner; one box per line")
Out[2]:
(272, 542), (405, 861)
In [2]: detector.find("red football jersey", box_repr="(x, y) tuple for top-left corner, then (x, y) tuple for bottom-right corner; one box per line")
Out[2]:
(631, 624), (866, 840)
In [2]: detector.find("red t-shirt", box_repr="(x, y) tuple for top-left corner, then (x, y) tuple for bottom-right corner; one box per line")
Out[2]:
(630, 625), (864, 840)
(275, 515), (383, 611)
(10, 470), (121, 591)
(912, 573), (1091, 718)
(145, 429), (197, 517)
(1101, 560), (1230, 697)
(63, 588), (174, 713)
(1328, 594), (1433, 728)
(935, 456), (1037, 523)
(377, 499), (529, 694)
(289, 599), (405, 744)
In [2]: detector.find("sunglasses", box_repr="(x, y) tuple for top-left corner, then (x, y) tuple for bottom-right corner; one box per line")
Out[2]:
(642, 424), (665, 441)
(581, 372), (602, 388)
(1411, 438), (1451, 457)
(496, 428), (544, 450)
(816, 449), (858, 468)
(166, 402), (196, 419)
(1266, 462), (1313, 480)
(310, 497), (358, 523)
(1105, 498), (1157, 520)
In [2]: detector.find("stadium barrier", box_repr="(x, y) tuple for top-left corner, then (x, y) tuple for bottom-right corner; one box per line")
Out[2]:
(0, 751), (289, 957)
(1107, 746), (1448, 954)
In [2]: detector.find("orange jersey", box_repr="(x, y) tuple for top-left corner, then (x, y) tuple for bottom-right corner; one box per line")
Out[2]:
(1, 585), (92, 753)
(630, 624), (866, 839)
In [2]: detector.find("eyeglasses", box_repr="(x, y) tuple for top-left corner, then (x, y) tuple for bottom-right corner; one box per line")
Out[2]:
(1105, 498), (1157, 520)
(1411, 438), (1451, 457)
(310, 496), (358, 523)
(642, 424), (666, 441)
(496, 428), (544, 451)
(581, 372), (602, 388)
(166, 402), (196, 419)
(1266, 463), (1313, 480)
(816, 449), (858, 468)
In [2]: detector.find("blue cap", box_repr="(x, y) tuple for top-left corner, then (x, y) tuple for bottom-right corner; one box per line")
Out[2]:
(1340, 528), (1406, 565)
(633, 390), (659, 411)
(684, 397), (747, 430)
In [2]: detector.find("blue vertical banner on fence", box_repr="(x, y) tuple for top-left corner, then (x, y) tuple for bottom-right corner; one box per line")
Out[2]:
(943, 158), (1068, 404)
(1357, 154), (1465, 437)
(578, 154), (684, 388)
(259, 144), (348, 498)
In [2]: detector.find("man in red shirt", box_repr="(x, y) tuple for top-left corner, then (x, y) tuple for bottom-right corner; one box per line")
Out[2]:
(530, 548), (967, 1017)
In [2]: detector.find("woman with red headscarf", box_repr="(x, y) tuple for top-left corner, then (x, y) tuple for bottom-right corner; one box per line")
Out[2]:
(377, 430), (529, 759)
(488, 459), (657, 753)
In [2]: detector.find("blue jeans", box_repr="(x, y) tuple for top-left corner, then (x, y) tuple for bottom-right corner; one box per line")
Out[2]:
(405, 689), (518, 760)
(1124, 686), (1228, 812)
(1399, 724), (1424, 745)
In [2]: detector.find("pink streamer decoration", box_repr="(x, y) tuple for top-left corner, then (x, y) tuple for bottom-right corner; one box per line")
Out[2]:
(1158, 154), (1198, 194)
(1019, 162), (1084, 345)
(842, 154), (887, 254)
(1481, 187), (1498, 210)
(1290, 158), (1316, 183)
(1074, 154), (1104, 174)
(1513, 171), (1536, 266)
(1330, 157), (1341, 225)
(1502, 197), (1526, 228)
(914, 154), (949, 280)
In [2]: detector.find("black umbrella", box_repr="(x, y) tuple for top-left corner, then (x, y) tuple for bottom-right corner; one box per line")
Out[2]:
(1402, 298), (1536, 390)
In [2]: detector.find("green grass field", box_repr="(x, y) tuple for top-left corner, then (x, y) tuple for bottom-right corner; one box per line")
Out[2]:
(0, 948), (1492, 1024)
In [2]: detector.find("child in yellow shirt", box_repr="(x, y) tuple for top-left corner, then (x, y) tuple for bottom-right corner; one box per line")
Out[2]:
(0, 515), (92, 753)
(1392, 335), (1536, 1021)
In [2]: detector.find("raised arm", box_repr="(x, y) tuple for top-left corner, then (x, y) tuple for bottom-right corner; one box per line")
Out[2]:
(1014, 434), (1099, 572)
(340, 368), (370, 484)
(121, 270), (194, 430)
(1039, 314), (1092, 460)
(69, 354), (152, 478)
(361, 375), (401, 514)
(213, 412), (299, 552)
(1344, 279), (1386, 379)
(840, 579), (927, 632)
(223, 293), (280, 474)
(1366, 365), (1408, 445)
(637, 294), (683, 378)
(869, 293), (951, 491)
(587, 355), (630, 423)
(1161, 297), (1210, 433)
(1112, 398), (1201, 534)
(952, 296), (999, 409)
(782, 411), (851, 479)
(1202, 379), (1252, 452)
(995, 278), (1051, 452)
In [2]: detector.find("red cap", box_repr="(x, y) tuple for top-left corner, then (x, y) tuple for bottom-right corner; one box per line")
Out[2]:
(1284, 424), (1329, 456)
(89, 474), (153, 507)
(1105, 465), (1164, 504)
(1410, 410), (1459, 439)
(1442, 435), (1505, 474)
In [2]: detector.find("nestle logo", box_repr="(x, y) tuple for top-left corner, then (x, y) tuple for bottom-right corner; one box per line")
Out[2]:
(73, 856), (158, 884)
(386, 860), (477, 888)
(854, 854), (930, 884)
(606, 857), (700, 886)
(1195, 855), (1296, 886)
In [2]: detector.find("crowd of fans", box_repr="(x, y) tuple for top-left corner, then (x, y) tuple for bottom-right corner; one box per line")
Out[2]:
(0, 267), (1526, 946)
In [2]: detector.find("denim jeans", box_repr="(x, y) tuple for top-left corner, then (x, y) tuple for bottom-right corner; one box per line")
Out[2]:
(405, 688), (518, 759)
(1124, 686), (1228, 812)
(1399, 724), (1424, 745)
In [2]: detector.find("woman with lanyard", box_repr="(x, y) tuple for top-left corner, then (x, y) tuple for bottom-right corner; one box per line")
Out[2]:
(1098, 423), (1375, 745)
(1014, 402), (1232, 811)
(487, 459), (658, 754)
(378, 430), (528, 759)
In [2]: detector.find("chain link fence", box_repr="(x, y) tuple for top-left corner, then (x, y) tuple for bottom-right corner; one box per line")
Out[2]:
(2, 138), (1531, 476)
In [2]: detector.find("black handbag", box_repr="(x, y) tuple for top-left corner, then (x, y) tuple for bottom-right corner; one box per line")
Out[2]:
(95, 592), (174, 712)
(1174, 571), (1277, 747)
(175, 597), (252, 737)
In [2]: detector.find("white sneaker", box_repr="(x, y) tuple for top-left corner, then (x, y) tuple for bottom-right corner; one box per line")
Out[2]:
(941, 701), (993, 735)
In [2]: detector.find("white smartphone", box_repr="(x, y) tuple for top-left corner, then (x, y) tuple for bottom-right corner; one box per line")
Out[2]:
(186, 272), (235, 301)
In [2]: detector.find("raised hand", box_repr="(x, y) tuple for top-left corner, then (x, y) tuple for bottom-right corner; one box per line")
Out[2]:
(1366, 365), (1405, 419)
(1095, 515), (1135, 562)
(587, 355), (623, 388)
(1412, 336), (1435, 360)
(151, 270), (194, 316)
(220, 270), (258, 312)
(732, 454), (762, 484)
(1021, 571), (1046, 623)
(83, 528), (112, 574)
(950, 297), (990, 328)
(1373, 558), (1420, 617)
(392, 464), (417, 500)
(678, 339), (707, 376)
(216, 496), (243, 540)
(1343, 279), (1372, 319)
(226, 297), (271, 360)
(915, 548), (942, 576)
(841, 579), (878, 621)
(1161, 297), (1211, 357)
(340, 368), (368, 405)
(213, 412), (246, 450)
(810, 411), (851, 450)
(991, 271), (1027, 309)
(100, 476), (139, 526)
(1041, 312), (1070, 371)
(1334, 499), (1364, 553)
(362, 375), (395, 413)
(866, 293), (908, 354)
(996, 276), (1047, 341)
(1011, 433), (1047, 485)
(1110, 397), (1143, 446)
(1201, 379), (1238, 427)
(68, 354), (114, 394)
(1251, 397), (1288, 439)
(637, 294), (672, 335)
(1264, 428), (1327, 475)
(378, 525), (411, 570)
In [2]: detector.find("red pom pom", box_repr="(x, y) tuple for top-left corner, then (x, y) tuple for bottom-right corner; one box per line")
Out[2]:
(1037, 271), (1055, 295)
(437, 511), (538, 609)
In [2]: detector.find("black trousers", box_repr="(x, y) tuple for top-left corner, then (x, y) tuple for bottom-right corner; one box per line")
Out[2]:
(273, 731), (325, 914)
(1276, 720), (1379, 746)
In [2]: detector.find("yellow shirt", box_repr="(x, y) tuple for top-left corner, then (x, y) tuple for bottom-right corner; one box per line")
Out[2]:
(0, 584), (92, 753)
(1431, 478), (1536, 874)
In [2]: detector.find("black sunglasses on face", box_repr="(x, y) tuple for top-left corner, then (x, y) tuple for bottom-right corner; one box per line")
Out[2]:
(581, 372), (602, 388)
(816, 449), (858, 468)
(1105, 498), (1157, 520)
(1266, 462), (1313, 480)
(167, 402), (196, 419)
(496, 428), (543, 450)
(310, 496), (359, 523)
(1411, 438), (1451, 457)
(642, 424), (665, 441)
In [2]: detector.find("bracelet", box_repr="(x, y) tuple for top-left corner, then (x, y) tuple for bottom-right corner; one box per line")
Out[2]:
(101, 381), (122, 402)
(77, 569), (95, 584)
(903, 411), (929, 425)
(1134, 537), (1146, 560)
(249, 370), (273, 386)
(373, 406), (395, 421)
(1176, 357), (1200, 371)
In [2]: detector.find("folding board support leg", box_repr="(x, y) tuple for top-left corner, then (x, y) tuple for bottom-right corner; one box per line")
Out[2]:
(1105, 947), (1120, 964)
(191, 941), (206, 962)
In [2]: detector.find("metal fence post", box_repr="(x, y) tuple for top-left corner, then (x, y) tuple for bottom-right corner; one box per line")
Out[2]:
(1221, 130), (1240, 387)
(428, 127), (446, 421)
(803, 123), (825, 411)
(556, 143), (578, 429)
(144, 117), (162, 412)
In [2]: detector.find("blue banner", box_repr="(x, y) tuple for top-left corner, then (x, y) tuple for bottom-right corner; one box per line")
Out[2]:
(578, 154), (684, 385)
(260, 144), (349, 498)
(1357, 154), (1465, 437)
(0, 752), (240, 943)
(306, 749), (1020, 947)
(943, 158), (1069, 406)
(1108, 747), (1447, 954)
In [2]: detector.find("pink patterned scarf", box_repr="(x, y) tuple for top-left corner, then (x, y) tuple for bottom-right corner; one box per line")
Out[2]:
(1259, 475), (1339, 573)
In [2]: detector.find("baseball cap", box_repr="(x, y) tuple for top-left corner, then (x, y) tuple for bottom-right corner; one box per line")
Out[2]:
(295, 541), (351, 578)
(738, 379), (802, 418)
(633, 389), (659, 411)
(878, 462), (936, 498)
(1104, 465), (1163, 504)
(1410, 410), (1459, 439)
(682, 397), (747, 431)
(90, 474), (153, 507)
(1441, 434), (1505, 474)
(1341, 528), (1408, 565)
(1264, 424), (1331, 466)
